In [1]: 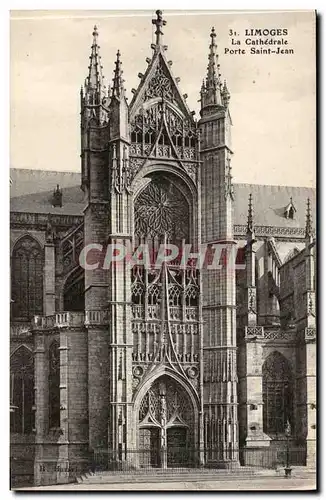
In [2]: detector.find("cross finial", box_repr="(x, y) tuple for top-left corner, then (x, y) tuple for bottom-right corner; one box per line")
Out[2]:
(92, 25), (98, 38)
(210, 27), (216, 42)
(152, 10), (167, 46)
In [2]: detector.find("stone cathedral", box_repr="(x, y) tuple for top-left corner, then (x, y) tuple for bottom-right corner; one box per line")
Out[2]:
(10, 11), (316, 486)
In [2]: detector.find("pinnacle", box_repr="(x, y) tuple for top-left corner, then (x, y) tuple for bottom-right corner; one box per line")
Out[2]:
(305, 198), (313, 239)
(112, 49), (125, 98)
(200, 27), (224, 110)
(87, 24), (104, 91)
(247, 193), (254, 236)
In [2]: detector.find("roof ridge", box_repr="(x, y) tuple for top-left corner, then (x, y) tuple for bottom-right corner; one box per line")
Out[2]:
(10, 168), (80, 175)
(233, 182), (315, 190)
(10, 169), (316, 190)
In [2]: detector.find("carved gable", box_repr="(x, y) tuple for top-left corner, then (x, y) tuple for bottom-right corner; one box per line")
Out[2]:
(130, 50), (193, 121)
(128, 51), (199, 185)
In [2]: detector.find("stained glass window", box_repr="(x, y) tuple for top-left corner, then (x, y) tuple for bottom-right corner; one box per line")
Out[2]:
(263, 351), (293, 435)
(10, 346), (34, 434)
(11, 236), (43, 320)
(49, 341), (60, 428)
(134, 174), (190, 242)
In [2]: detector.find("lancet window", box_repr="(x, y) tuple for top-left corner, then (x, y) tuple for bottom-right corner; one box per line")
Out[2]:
(48, 341), (60, 429)
(263, 351), (293, 435)
(11, 236), (43, 320)
(10, 346), (34, 434)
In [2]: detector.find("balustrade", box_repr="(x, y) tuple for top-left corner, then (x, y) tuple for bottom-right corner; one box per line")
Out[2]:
(132, 305), (144, 320)
(85, 310), (110, 325)
(33, 312), (85, 329)
(56, 311), (85, 327)
(132, 305), (198, 322)
(33, 315), (56, 329)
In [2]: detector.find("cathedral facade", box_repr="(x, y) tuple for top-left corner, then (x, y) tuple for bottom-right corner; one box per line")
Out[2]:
(10, 11), (316, 486)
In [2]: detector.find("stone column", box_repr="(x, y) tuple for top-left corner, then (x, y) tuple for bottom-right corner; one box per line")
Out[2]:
(56, 316), (89, 482)
(304, 328), (316, 467)
(33, 332), (48, 486)
(43, 233), (56, 316)
(56, 327), (69, 484)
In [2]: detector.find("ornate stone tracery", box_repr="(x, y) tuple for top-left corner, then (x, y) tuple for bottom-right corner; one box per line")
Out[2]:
(128, 79), (199, 184)
(139, 376), (193, 431)
(145, 63), (176, 103)
(134, 174), (190, 240)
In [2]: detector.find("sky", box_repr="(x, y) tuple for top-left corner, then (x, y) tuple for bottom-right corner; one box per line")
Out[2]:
(10, 10), (316, 187)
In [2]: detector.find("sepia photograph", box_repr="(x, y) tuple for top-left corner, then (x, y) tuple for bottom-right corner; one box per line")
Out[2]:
(9, 9), (316, 491)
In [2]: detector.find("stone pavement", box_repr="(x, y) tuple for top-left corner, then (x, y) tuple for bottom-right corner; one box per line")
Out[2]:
(15, 472), (317, 492)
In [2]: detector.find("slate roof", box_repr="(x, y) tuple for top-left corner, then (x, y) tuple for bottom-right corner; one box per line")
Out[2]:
(10, 169), (81, 198)
(233, 184), (316, 229)
(10, 168), (316, 228)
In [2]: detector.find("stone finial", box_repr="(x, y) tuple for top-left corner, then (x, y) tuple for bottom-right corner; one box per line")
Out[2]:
(152, 9), (167, 47)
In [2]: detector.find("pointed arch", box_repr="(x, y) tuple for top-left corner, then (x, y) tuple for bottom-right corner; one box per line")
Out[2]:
(133, 366), (200, 416)
(262, 351), (293, 436)
(134, 369), (199, 465)
(48, 340), (60, 428)
(11, 235), (44, 320)
(10, 346), (34, 434)
(138, 375), (193, 429)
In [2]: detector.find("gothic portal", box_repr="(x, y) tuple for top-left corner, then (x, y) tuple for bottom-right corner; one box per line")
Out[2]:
(10, 10), (316, 487)
(79, 9), (237, 468)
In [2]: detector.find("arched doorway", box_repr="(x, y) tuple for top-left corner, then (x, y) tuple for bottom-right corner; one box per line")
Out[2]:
(138, 375), (195, 468)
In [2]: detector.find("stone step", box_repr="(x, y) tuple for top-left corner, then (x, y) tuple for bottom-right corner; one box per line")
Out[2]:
(77, 468), (279, 484)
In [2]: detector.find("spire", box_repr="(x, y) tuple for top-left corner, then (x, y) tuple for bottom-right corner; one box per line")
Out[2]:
(246, 193), (255, 239)
(87, 25), (104, 92)
(152, 9), (166, 47)
(305, 198), (313, 240)
(201, 27), (223, 109)
(112, 50), (125, 98)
